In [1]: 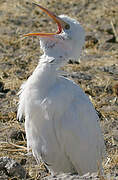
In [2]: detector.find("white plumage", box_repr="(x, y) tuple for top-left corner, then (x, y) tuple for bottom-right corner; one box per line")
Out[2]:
(18, 5), (105, 175)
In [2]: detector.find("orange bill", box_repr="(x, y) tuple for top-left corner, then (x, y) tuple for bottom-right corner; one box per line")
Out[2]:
(24, 3), (68, 37)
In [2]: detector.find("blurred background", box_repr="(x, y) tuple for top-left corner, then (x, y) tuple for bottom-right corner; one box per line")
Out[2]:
(0, 0), (118, 179)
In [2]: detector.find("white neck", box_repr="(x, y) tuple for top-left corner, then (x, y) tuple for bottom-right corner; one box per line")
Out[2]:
(40, 54), (67, 69)
(40, 36), (72, 65)
(29, 55), (61, 98)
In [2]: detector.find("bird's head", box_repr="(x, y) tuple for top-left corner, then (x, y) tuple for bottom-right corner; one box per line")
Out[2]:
(24, 3), (85, 65)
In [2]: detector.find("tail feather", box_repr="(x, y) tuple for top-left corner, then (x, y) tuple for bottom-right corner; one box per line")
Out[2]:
(17, 82), (26, 121)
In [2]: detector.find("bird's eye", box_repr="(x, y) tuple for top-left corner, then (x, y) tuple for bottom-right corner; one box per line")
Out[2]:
(64, 24), (70, 30)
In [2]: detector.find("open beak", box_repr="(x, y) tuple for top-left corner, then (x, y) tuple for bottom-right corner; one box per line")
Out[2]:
(24, 3), (68, 37)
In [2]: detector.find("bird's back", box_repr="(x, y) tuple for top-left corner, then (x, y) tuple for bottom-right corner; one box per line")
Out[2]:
(60, 78), (105, 174)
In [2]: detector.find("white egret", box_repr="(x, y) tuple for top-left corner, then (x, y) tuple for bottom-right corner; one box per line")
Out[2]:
(17, 4), (105, 175)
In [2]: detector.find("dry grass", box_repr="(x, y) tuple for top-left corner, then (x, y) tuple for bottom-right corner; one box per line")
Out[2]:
(0, 0), (118, 179)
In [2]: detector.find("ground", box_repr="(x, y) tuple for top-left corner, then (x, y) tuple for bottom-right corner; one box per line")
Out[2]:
(0, 0), (118, 179)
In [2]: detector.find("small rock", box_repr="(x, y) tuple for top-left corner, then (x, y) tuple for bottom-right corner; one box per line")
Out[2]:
(70, 72), (92, 80)
(0, 157), (26, 179)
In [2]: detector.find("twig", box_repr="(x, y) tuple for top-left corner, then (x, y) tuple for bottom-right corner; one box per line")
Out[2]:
(0, 141), (27, 150)
(2, 148), (27, 152)
(111, 20), (118, 42)
(9, 142), (27, 150)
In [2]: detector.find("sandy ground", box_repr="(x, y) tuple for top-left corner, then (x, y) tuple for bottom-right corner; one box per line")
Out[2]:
(0, 0), (118, 179)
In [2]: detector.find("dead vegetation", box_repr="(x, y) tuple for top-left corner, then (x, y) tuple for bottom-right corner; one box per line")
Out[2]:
(0, 0), (118, 179)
